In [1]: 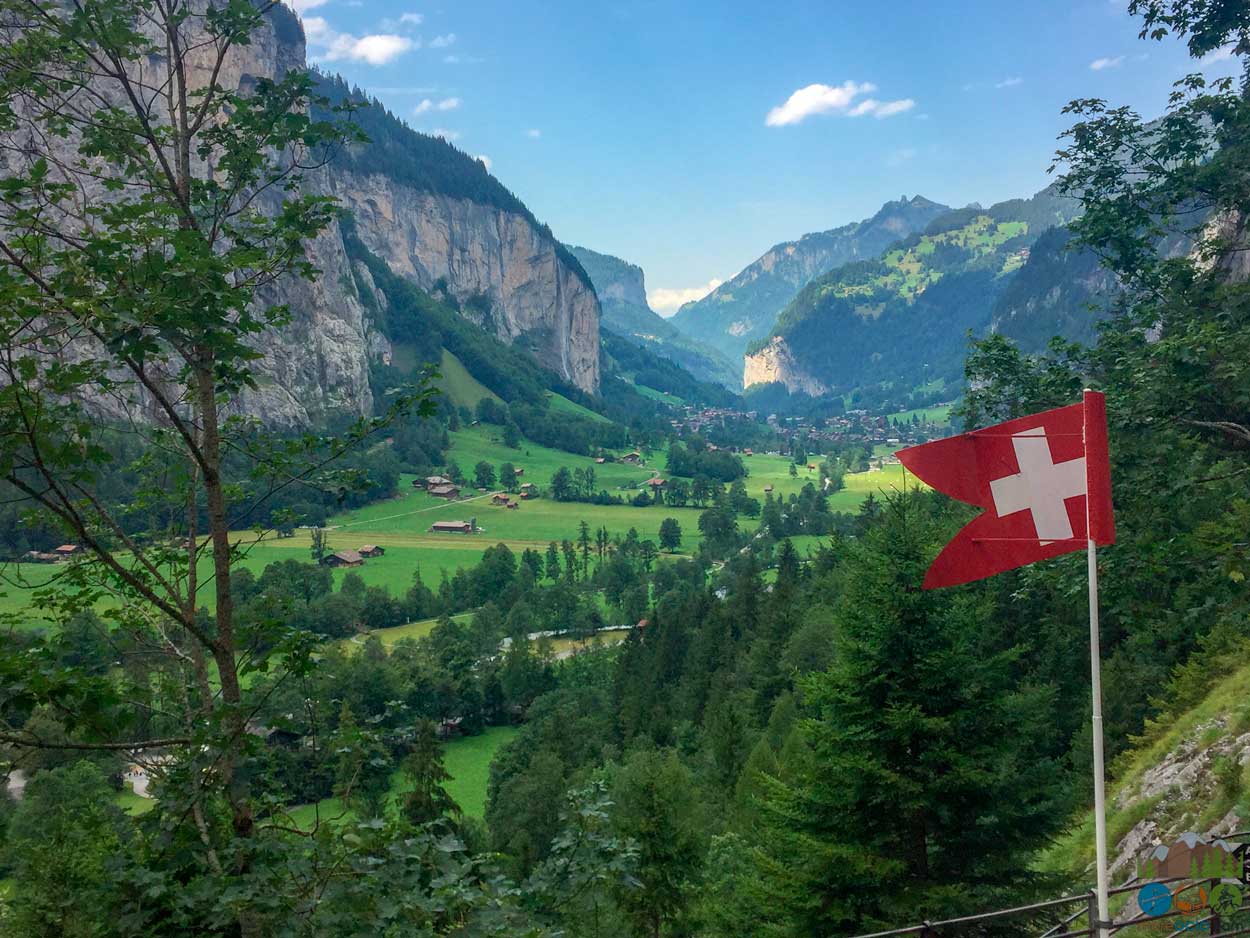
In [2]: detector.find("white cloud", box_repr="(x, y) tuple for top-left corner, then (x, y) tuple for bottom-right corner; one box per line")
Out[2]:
(765, 81), (871, 126)
(765, 82), (913, 126)
(303, 17), (415, 65)
(414, 99), (432, 114)
(400, 12), (423, 25)
(289, 0), (327, 11)
(526, 128), (541, 138)
(1090, 55), (1124, 70)
(429, 33), (456, 48)
(436, 97), (461, 111)
(871, 98), (915, 118)
(995, 76), (1023, 88)
(429, 128), (460, 141)
(477, 154), (492, 170)
(649, 279), (723, 315)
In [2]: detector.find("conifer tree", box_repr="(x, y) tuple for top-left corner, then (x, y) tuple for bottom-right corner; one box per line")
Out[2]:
(749, 495), (1065, 935)
(402, 719), (462, 827)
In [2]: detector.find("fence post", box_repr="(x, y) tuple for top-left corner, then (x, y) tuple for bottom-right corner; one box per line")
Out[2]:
(1087, 890), (1100, 937)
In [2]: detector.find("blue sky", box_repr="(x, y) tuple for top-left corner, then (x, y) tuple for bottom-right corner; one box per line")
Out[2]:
(292, 0), (1242, 313)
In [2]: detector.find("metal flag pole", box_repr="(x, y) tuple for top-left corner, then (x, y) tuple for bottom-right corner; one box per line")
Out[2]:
(1084, 389), (1111, 938)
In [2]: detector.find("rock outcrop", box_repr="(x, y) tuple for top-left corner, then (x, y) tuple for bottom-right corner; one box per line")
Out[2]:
(743, 337), (829, 396)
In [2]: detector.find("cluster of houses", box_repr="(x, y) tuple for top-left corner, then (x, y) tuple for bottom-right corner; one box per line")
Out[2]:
(320, 544), (386, 568)
(22, 544), (81, 564)
(413, 475), (460, 499)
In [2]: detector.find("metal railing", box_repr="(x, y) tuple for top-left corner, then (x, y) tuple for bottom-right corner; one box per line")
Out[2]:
(849, 871), (1250, 938)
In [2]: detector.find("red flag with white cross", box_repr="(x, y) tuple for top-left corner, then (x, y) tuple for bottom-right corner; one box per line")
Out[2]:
(896, 390), (1115, 589)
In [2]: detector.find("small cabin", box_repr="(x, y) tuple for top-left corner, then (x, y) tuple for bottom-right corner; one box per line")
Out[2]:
(54, 544), (81, 558)
(744, 448), (754, 456)
(23, 550), (61, 564)
(513, 468), (524, 477)
(321, 549), (364, 568)
(506, 501), (519, 510)
(645, 478), (667, 489)
(358, 545), (385, 558)
(428, 484), (460, 500)
(436, 716), (465, 740)
(491, 493), (510, 505)
(621, 452), (642, 465)
(430, 521), (474, 535)
(594, 457), (605, 464)
(763, 484), (774, 493)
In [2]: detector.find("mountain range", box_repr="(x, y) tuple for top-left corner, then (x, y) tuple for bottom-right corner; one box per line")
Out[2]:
(565, 245), (740, 388)
(669, 195), (952, 362)
(740, 186), (1088, 398)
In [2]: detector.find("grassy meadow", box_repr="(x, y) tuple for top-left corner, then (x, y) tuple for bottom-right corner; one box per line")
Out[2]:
(283, 724), (522, 827)
(0, 425), (914, 627)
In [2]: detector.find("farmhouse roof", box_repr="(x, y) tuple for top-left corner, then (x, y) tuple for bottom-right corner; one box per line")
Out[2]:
(331, 549), (363, 564)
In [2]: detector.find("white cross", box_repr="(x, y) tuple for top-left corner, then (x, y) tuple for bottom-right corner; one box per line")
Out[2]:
(989, 427), (1087, 543)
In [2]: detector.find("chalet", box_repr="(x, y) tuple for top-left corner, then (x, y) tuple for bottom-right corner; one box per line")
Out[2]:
(491, 493), (510, 505)
(763, 484), (774, 493)
(358, 545), (385, 558)
(23, 550), (61, 564)
(594, 457), (605, 464)
(506, 501), (520, 510)
(513, 468), (524, 477)
(428, 484), (460, 500)
(430, 520), (474, 535)
(744, 448), (754, 456)
(53, 544), (81, 559)
(321, 549), (364, 568)
(645, 478), (667, 489)
(807, 463), (817, 470)
(519, 482), (537, 500)
(621, 451), (642, 465)
(414, 475), (454, 490)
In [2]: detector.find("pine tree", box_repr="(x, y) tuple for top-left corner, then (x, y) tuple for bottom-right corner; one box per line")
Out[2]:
(402, 720), (462, 827)
(749, 495), (1065, 935)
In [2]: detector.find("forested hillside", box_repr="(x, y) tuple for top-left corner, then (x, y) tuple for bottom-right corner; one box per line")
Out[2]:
(671, 195), (951, 361)
(743, 186), (1080, 395)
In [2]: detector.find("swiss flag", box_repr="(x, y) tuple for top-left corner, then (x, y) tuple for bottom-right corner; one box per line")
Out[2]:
(897, 390), (1115, 589)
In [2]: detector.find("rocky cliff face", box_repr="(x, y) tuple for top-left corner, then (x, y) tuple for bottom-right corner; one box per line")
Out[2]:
(743, 337), (829, 395)
(336, 174), (599, 395)
(19, 4), (600, 426)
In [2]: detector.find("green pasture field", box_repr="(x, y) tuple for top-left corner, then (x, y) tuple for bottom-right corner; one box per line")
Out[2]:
(546, 391), (612, 424)
(630, 383), (685, 407)
(888, 403), (953, 426)
(284, 724), (521, 828)
(343, 612), (473, 651)
(0, 432), (913, 627)
(437, 348), (501, 410)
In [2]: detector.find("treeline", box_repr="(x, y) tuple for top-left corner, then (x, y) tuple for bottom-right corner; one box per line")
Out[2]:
(0, 435), (403, 557)
(665, 439), (745, 482)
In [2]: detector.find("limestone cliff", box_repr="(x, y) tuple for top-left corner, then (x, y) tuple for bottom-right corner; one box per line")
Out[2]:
(333, 173), (599, 396)
(743, 337), (829, 396)
(4, 4), (599, 426)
